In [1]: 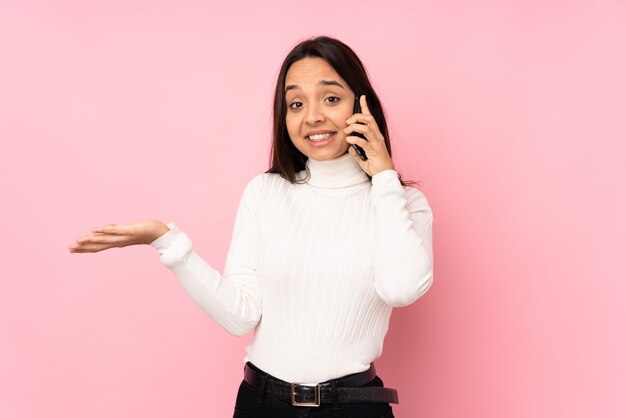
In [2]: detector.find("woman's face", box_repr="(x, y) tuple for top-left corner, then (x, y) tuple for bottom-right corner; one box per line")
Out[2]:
(284, 57), (355, 161)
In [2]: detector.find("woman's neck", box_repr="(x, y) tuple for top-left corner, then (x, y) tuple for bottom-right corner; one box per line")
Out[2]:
(300, 152), (370, 189)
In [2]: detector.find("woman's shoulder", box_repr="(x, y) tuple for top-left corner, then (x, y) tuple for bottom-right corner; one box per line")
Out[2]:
(241, 171), (292, 198)
(403, 185), (432, 215)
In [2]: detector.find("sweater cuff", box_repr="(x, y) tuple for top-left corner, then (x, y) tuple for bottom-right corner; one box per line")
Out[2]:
(149, 222), (176, 248)
(371, 170), (404, 203)
(149, 222), (193, 268)
(371, 169), (400, 186)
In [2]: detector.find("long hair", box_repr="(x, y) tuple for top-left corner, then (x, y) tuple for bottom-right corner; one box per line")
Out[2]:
(267, 36), (414, 186)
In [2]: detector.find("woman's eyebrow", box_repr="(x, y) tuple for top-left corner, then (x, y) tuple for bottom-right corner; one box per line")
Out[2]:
(285, 80), (345, 93)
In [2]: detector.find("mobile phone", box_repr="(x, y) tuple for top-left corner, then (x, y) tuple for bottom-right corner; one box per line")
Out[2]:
(351, 95), (368, 161)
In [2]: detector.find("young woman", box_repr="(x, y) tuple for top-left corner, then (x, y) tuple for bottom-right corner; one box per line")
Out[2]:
(70, 36), (434, 418)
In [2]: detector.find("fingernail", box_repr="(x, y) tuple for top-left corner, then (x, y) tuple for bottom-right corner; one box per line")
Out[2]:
(346, 118), (353, 124)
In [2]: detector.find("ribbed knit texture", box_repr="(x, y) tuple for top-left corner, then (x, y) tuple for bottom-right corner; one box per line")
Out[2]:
(150, 152), (433, 383)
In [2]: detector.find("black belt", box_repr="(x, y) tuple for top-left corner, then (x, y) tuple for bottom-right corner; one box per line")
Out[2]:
(243, 362), (399, 407)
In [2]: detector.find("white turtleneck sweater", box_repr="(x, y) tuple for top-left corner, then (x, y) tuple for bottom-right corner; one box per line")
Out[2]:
(150, 153), (433, 383)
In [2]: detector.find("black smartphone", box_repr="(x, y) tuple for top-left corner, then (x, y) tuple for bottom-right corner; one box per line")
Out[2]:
(351, 95), (368, 161)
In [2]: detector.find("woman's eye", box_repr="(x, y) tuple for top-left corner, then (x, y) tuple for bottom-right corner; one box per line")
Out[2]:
(289, 102), (302, 110)
(325, 96), (340, 104)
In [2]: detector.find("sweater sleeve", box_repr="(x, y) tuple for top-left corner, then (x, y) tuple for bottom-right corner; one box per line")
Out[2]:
(370, 169), (434, 307)
(149, 176), (263, 336)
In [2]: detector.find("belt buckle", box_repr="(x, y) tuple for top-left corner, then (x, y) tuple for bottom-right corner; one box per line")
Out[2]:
(291, 382), (320, 407)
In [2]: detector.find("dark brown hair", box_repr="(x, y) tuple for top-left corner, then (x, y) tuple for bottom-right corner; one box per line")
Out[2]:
(266, 35), (415, 187)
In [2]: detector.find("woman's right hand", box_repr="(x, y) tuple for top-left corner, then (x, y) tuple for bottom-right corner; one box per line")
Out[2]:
(69, 219), (170, 253)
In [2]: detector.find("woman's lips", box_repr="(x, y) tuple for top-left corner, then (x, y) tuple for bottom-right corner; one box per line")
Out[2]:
(306, 132), (336, 146)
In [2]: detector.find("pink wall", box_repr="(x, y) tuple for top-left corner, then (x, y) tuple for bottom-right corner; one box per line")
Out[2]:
(1, 1), (625, 417)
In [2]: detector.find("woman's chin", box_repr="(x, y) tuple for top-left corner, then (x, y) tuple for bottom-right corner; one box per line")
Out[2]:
(302, 145), (351, 161)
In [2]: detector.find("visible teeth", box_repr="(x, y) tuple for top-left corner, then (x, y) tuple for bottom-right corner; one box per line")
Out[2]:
(308, 133), (333, 141)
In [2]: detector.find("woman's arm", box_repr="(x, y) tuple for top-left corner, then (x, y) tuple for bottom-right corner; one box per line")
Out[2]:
(343, 96), (433, 306)
(149, 177), (263, 336)
(69, 220), (170, 252)
(69, 175), (264, 336)
(370, 170), (434, 307)
(149, 176), (263, 336)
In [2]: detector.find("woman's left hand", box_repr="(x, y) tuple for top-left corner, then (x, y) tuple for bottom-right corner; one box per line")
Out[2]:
(344, 95), (395, 177)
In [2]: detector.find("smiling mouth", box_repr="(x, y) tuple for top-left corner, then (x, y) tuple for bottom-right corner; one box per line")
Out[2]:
(306, 132), (336, 141)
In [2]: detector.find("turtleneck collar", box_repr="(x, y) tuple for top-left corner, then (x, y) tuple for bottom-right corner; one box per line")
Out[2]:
(298, 152), (370, 189)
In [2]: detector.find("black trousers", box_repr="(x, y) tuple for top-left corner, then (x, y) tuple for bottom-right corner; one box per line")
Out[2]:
(232, 362), (395, 418)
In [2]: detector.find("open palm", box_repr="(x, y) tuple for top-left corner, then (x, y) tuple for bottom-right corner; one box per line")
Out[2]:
(69, 219), (169, 253)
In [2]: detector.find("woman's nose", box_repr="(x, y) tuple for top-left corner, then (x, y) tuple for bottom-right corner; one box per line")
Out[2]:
(305, 103), (325, 124)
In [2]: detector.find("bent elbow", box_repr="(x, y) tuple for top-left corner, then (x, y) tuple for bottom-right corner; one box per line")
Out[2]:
(221, 316), (260, 337)
(377, 270), (433, 308)
(225, 324), (255, 337)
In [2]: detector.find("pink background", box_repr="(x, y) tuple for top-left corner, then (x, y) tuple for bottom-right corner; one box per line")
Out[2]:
(1, 1), (625, 417)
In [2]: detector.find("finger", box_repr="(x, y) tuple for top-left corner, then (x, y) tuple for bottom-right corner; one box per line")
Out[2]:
(346, 113), (377, 128)
(92, 224), (132, 235)
(347, 144), (367, 165)
(360, 94), (372, 116)
(344, 123), (368, 135)
(348, 144), (361, 159)
(73, 233), (138, 250)
(74, 235), (137, 253)
(92, 223), (117, 234)
(345, 135), (371, 150)
(76, 234), (127, 245)
(343, 123), (382, 143)
(70, 243), (117, 253)
(345, 114), (381, 139)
